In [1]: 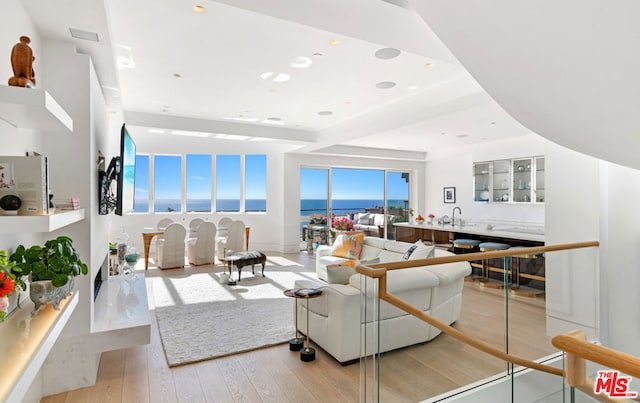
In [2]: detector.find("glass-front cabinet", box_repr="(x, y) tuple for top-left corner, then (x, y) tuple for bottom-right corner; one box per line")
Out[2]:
(535, 156), (545, 202)
(492, 160), (511, 203)
(472, 156), (544, 204)
(473, 162), (490, 202)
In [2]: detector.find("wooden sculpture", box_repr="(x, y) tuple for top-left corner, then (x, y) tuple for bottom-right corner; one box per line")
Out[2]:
(8, 36), (36, 87)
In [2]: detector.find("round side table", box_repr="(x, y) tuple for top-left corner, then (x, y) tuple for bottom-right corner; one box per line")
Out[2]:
(284, 288), (323, 361)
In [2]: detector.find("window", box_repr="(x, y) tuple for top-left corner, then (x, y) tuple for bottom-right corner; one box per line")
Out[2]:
(154, 155), (181, 212)
(245, 154), (266, 212)
(186, 154), (212, 212)
(133, 155), (149, 213)
(216, 155), (240, 212)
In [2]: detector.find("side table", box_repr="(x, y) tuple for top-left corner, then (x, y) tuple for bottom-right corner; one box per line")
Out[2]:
(283, 288), (323, 361)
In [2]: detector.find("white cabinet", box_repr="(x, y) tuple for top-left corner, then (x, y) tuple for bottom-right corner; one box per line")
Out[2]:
(473, 156), (544, 204)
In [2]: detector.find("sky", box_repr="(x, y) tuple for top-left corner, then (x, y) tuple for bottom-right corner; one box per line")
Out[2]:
(134, 154), (267, 201)
(300, 168), (409, 200)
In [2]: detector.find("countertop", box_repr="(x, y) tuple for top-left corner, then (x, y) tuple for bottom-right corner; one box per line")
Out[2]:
(394, 221), (545, 242)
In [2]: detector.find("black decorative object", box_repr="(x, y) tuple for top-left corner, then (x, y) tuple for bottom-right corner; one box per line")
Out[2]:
(0, 194), (22, 215)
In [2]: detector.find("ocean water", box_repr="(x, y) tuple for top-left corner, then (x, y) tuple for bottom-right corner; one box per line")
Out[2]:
(300, 199), (407, 216)
(132, 198), (407, 214)
(133, 199), (266, 213)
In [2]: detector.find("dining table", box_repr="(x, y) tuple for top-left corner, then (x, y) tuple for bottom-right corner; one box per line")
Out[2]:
(142, 226), (251, 270)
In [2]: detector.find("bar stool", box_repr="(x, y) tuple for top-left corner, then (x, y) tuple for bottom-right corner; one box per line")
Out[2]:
(453, 239), (482, 281)
(509, 246), (545, 297)
(478, 242), (511, 289)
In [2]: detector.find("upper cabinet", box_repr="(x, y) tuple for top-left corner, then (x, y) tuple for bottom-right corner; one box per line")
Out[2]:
(0, 85), (73, 132)
(473, 156), (544, 204)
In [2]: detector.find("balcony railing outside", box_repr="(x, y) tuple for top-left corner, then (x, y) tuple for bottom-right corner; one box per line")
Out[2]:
(357, 242), (599, 402)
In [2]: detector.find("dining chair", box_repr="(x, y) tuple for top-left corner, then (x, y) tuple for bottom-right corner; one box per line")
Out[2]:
(156, 223), (186, 269)
(187, 221), (217, 266)
(217, 220), (245, 261)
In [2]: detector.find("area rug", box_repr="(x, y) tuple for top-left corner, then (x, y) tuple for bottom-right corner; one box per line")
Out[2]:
(151, 261), (315, 367)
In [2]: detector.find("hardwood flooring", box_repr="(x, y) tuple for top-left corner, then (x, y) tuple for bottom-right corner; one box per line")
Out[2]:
(42, 252), (557, 403)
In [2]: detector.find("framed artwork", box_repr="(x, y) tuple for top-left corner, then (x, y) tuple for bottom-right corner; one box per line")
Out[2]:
(443, 187), (456, 203)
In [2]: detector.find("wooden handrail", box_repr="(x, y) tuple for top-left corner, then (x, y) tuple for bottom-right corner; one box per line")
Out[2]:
(355, 241), (600, 379)
(552, 330), (640, 402)
(365, 241), (599, 271)
(552, 331), (640, 378)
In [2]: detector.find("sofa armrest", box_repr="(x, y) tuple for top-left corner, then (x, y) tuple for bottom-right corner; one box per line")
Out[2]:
(316, 245), (332, 258)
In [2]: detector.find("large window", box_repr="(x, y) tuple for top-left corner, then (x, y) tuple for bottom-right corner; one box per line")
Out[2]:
(154, 155), (181, 212)
(133, 155), (149, 213)
(245, 154), (267, 212)
(186, 154), (212, 212)
(216, 155), (241, 212)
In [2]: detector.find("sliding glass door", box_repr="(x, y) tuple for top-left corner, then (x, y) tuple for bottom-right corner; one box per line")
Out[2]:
(300, 168), (330, 240)
(386, 171), (410, 240)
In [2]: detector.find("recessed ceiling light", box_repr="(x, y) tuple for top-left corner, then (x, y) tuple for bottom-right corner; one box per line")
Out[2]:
(272, 73), (291, 83)
(408, 85), (418, 90)
(193, 5), (205, 13)
(440, 132), (446, 135)
(290, 57), (312, 69)
(491, 121), (496, 125)
(374, 48), (401, 60)
(318, 111), (333, 116)
(215, 134), (249, 141)
(345, 101), (351, 104)
(376, 81), (396, 89)
(329, 39), (340, 46)
(312, 52), (323, 58)
(69, 28), (99, 42)
(265, 117), (281, 121)
(260, 72), (274, 80)
(456, 134), (469, 138)
(424, 63), (433, 68)
(173, 73), (182, 78)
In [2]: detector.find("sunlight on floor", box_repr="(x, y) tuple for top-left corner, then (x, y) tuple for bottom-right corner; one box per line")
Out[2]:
(266, 256), (303, 266)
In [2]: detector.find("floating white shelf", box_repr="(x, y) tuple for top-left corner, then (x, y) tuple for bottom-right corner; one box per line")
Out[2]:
(0, 292), (79, 402)
(0, 209), (85, 233)
(0, 85), (73, 132)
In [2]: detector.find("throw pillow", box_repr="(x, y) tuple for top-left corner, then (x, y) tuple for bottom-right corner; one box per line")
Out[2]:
(402, 245), (418, 260)
(326, 263), (356, 284)
(356, 213), (371, 225)
(330, 232), (365, 259)
(406, 240), (435, 261)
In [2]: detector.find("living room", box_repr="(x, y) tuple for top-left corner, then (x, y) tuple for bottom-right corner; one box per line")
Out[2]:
(2, 0), (640, 402)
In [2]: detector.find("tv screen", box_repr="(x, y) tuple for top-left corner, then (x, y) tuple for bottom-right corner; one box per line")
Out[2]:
(115, 124), (135, 216)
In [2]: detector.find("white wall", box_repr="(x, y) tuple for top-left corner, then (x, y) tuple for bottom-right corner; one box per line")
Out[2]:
(425, 135), (545, 224)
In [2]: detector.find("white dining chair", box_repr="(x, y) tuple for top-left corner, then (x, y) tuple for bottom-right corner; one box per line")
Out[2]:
(187, 221), (217, 266)
(217, 220), (245, 261)
(156, 223), (186, 269)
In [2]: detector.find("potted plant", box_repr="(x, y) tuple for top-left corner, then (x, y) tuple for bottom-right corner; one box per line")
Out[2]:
(9, 236), (88, 313)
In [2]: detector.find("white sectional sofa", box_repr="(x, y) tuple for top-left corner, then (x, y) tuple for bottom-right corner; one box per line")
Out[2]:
(294, 237), (471, 364)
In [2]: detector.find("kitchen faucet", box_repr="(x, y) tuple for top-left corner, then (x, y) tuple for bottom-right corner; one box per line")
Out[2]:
(452, 206), (462, 227)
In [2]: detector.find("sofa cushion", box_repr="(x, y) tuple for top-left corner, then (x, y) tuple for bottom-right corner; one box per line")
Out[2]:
(372, 214), (385, 226)
(355, 213), (372, 225)
(331, 232), (365, 259)
(326, 264), (356, 284)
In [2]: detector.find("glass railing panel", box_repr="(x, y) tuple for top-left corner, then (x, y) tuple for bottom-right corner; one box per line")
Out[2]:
(360, 272), (380, 402)
(360, 243), (600, 402)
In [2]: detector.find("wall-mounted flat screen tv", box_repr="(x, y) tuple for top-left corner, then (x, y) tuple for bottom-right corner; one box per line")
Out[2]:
(116, 124), (135, 216)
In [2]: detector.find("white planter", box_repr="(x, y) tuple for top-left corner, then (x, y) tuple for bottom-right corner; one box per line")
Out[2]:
(2, 277), (30, 320)
(29, 276), (74, 314)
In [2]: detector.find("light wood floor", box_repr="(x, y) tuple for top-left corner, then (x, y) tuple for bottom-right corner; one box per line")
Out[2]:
(42, 252), (557, 403)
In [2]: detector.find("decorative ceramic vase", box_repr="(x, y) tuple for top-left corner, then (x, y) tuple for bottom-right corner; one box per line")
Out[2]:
(29, 276), (74, 314)
(8, 36), (36, 88)
(0, 194), (22, 215)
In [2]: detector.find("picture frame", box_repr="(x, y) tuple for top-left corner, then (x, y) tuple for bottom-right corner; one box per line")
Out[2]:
(443, 187), (456, 203)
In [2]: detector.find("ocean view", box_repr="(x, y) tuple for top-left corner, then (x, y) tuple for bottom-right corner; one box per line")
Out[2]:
(132, 198), (407, 214)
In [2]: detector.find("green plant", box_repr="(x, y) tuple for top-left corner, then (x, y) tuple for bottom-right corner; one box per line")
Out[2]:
(10, 236), (89, 287)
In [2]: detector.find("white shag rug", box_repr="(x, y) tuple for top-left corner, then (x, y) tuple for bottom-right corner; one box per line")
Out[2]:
(151, 261), (315, 367)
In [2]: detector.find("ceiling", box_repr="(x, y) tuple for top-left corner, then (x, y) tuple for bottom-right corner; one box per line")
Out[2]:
(21, 0), (535, 159)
